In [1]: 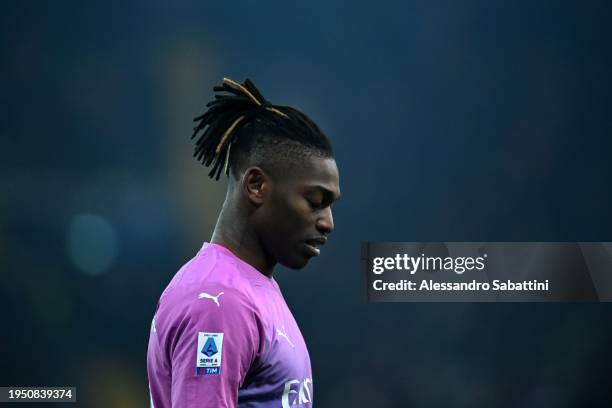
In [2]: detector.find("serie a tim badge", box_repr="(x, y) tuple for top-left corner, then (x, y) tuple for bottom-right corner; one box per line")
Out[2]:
(196, 332), (224, 375)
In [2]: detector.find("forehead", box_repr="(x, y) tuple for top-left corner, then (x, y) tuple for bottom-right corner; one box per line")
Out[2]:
(278, 156), (340, 195)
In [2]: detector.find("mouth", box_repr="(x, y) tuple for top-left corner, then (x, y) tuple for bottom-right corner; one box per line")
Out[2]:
(303, 237), (327, 257)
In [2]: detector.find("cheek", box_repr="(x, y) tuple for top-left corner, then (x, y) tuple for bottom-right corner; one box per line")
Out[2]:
(285, 204), (312, 235)
(264, 199), (311, 242)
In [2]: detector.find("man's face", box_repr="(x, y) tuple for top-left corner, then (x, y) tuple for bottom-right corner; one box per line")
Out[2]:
(257, 156), (340, 269)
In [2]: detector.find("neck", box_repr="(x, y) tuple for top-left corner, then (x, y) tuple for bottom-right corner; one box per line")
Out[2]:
(210, 199), (276, 278)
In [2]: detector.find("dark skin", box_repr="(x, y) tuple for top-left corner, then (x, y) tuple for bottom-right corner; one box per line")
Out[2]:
(211, 156), (340, 278)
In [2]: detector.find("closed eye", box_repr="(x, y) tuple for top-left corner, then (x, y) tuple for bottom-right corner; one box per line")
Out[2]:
(304, 186), (339, 210)
(306, 198), (324, 210)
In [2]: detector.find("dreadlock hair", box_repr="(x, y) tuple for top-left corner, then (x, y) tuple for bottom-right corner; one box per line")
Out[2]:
(191, 77), (334, 181)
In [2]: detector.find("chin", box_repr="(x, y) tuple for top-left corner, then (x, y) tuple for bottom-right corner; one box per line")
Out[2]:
(279, 255), (310, 270)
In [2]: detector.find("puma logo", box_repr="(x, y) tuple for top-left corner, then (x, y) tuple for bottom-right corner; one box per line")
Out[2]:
(276, 326), (295, 348)
(198, 291), (225, 307)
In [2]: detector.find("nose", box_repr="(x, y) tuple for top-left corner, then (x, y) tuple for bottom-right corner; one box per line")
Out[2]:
(316, 207), (334, 234)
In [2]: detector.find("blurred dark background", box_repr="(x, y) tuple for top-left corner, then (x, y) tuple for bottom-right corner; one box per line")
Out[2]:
(2, 1), (612, 407)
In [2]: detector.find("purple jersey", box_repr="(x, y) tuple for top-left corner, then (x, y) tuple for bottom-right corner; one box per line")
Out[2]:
(147, 243), (313, 408)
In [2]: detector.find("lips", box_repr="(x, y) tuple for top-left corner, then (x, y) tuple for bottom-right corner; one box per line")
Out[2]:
(303, 237), (327, 256)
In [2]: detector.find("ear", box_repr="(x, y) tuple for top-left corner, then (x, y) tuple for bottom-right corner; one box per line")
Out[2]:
(242, 166), (269, 207)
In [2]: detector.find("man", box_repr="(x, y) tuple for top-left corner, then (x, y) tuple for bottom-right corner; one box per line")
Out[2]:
(147, 78), (340, 407)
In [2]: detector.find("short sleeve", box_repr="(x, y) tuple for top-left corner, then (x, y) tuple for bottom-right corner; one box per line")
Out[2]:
(169, 288), (264, 407)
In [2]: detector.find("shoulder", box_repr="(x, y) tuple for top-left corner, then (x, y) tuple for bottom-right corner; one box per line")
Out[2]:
(159, 281), (260, 327)
(161, 250), (259, 310)
(154, 246), (271, 338)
